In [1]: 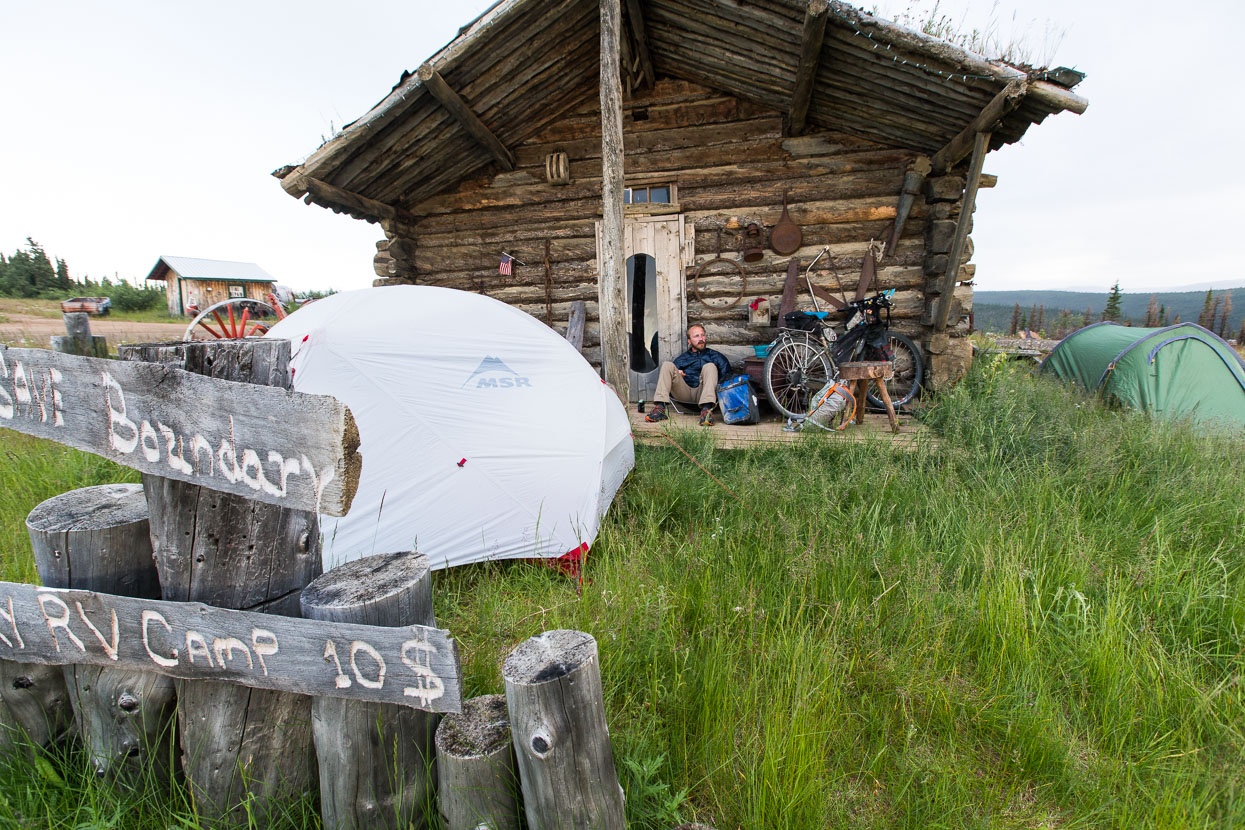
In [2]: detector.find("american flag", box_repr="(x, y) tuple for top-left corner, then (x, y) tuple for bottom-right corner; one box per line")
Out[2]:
(499, 254), (513, 276)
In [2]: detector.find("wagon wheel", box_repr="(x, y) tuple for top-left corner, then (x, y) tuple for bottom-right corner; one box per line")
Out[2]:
(182, 298), (278, 340)
(692, 256), (747, 315)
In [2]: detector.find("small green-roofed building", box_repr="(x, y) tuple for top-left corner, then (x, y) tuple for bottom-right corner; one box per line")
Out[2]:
(1040, 321), (1245, 429)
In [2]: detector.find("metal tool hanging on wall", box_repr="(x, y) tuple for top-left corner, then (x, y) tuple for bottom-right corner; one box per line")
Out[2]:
(770, 190), (802, 255)
(694, 229), (747, 313)
(740, 223), (766, 262)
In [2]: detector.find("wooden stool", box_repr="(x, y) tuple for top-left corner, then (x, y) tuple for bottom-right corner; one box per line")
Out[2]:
(838, 361), (900, 433)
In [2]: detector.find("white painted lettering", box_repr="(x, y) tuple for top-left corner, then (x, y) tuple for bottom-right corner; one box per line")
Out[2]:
(251, 628), (278, 676)
(401, 638), (445, 706)
(141, 610), (179, 667)
(0, 596), (22, 648)
(13, 362), (31, 411)
(31, 369), (49, 422)
(240, 449), (276, 495)
(139, 419), (161, 462)
(50, 368), (64, 426)
(323, 640), (350, 689)
(158, 423), (193, 474)
(349, 641), (386, 690)
(103, 371), (139, 453)
(37, 593), (86, 653)
(191, 434), (213, 475)
(269, 452), (300, 497)
(75, 603), (119, 660)
(0, 352), (12, 420)
(184, 631), (214, 666)
(212, 637), (254, 670)
(217, 417), (240, 483)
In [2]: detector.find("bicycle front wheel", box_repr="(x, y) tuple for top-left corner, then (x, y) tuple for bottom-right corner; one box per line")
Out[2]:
(763, 335), (837, 419)
(866, 332), (924, 409)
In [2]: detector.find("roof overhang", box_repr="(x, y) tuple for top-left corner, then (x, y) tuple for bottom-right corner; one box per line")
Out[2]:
(275, 0), (1087, 221)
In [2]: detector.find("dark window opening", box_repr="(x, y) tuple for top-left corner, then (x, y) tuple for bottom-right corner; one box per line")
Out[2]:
(632, 108), (649, 121)
(626, 254), (659, 372)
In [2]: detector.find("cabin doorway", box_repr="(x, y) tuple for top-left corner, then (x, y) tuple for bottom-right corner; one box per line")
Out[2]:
(596, 214), (692, 400)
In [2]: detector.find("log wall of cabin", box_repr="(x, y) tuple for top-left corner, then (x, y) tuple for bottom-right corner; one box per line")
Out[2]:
(378, 79), (975, 376)
(175, 279), (274, 316)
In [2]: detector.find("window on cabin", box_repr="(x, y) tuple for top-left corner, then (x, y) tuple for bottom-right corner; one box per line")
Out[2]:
(623, 184), (674, 205)
(626, 253), (659, 372)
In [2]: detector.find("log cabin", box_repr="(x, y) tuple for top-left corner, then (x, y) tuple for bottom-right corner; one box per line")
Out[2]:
(273, 0), (1087, 401)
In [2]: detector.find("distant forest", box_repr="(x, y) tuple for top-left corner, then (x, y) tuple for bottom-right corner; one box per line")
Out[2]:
(975, 287), (1244, 342)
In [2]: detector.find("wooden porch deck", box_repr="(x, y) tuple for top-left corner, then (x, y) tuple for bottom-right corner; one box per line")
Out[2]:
(628, 404), (935, 449)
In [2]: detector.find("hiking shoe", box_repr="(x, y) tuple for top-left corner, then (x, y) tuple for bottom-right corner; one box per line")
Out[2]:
(645, 403), (668, 423)
(699, 407), (714, 426)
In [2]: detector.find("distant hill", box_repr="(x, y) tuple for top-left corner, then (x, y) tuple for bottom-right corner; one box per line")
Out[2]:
(974, 288), (1244, 338)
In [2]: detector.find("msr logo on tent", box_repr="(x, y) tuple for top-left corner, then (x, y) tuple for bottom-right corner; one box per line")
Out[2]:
(463, 356), (534, 389)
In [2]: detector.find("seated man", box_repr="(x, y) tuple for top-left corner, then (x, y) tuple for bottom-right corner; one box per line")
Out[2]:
(645, 323), (732, 426)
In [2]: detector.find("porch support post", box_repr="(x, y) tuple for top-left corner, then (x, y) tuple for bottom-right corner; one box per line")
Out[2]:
(600, 0), (630, 401)
(930, 80), (1026, 174)
(934, 130), (989, 331)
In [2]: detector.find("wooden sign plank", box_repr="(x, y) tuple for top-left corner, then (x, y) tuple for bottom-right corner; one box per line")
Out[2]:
(0, 346), (360, 516)
(0, 580), (461, 713)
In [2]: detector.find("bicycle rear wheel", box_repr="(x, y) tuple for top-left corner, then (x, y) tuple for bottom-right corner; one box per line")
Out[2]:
(763, 335), (837, 419)
(865, 332), (924, 409)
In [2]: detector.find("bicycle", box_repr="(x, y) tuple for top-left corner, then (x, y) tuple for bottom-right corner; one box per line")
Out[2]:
(761, 249), (924, 421)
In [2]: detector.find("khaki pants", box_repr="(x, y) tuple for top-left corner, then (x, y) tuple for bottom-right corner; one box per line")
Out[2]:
(654, 362), (718, 407)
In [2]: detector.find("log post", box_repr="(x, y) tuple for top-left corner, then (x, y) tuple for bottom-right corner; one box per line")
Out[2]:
(52, 312), (107, 357)
(25, 483), (175, 782)
(435, 694), (520, 830)
(934, 131), (989, 331)
(503, 630), (624, 830)
(300, 552), (440, 830)
(0, 661), (73, 754)
(599, 0), (630, 402)
(119, 339), (320, 823)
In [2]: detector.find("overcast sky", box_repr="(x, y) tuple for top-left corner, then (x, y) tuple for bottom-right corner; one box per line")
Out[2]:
(2, 1), (1241, 295)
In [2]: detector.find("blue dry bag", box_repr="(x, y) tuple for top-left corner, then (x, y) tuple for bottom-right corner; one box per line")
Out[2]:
(717, 375), (759, 425)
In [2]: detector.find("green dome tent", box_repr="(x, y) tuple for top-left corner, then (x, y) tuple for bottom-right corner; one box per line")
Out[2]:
(1040, 322), (1245, 429)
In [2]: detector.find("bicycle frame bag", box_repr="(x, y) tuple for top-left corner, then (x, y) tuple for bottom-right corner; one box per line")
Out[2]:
(783, 311), (823, 332)
(717, 375), (760, 425)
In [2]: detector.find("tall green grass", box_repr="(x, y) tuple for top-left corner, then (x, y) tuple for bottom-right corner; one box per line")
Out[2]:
(0, 357), (1241, 828)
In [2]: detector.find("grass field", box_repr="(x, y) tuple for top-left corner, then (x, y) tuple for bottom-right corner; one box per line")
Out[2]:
(0, 297), (181, 324)
(1, 358), (1242, 828)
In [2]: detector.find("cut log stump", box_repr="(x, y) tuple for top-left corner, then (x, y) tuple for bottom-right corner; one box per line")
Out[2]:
(300, 552), (440, 830)
(0, 661), (73, 755)
(25, 483), (173, 779)
(120, 339), (320, 823)
(436, 694), (520, 830)
(503, 630), (624, 830)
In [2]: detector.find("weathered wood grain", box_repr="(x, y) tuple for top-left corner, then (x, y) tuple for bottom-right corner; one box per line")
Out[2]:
(600, 0), (629, 401)
(0, 581), (461, 712)
(0, 345), (361, 516)
(0, 660), (73, 753)
(301, 552), (444, 830)
(436, 694), (520, 830)
(503, 630), (624, 830)
(27, 484), (175, 782)
(121, 338), (320, 825)
(52, 313), (108, 357)
(565, 300), (587, 353)
(935, 130), (988, 331)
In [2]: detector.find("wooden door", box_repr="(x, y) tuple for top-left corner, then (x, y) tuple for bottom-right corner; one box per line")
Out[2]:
(596, 214), (693, 400)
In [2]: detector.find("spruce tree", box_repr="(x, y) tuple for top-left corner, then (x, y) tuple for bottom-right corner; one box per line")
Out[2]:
(1083, 306), (1093, 327)
(1009, 303), (1021, 335)
(1219, 292), (1233, 338)
(55, 258), (72, 291)
(1035, 305), (1045, 333)
(1158, 304), (1167, 326)
(1102, 282), (1123, 322)
(1198, 290), (1215, 328)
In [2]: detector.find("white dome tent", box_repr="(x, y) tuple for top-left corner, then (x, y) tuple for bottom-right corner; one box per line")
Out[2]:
(265, 286), (633, 571)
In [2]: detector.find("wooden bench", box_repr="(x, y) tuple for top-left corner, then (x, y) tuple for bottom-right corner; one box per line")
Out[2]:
(838, 361), (899, 433)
